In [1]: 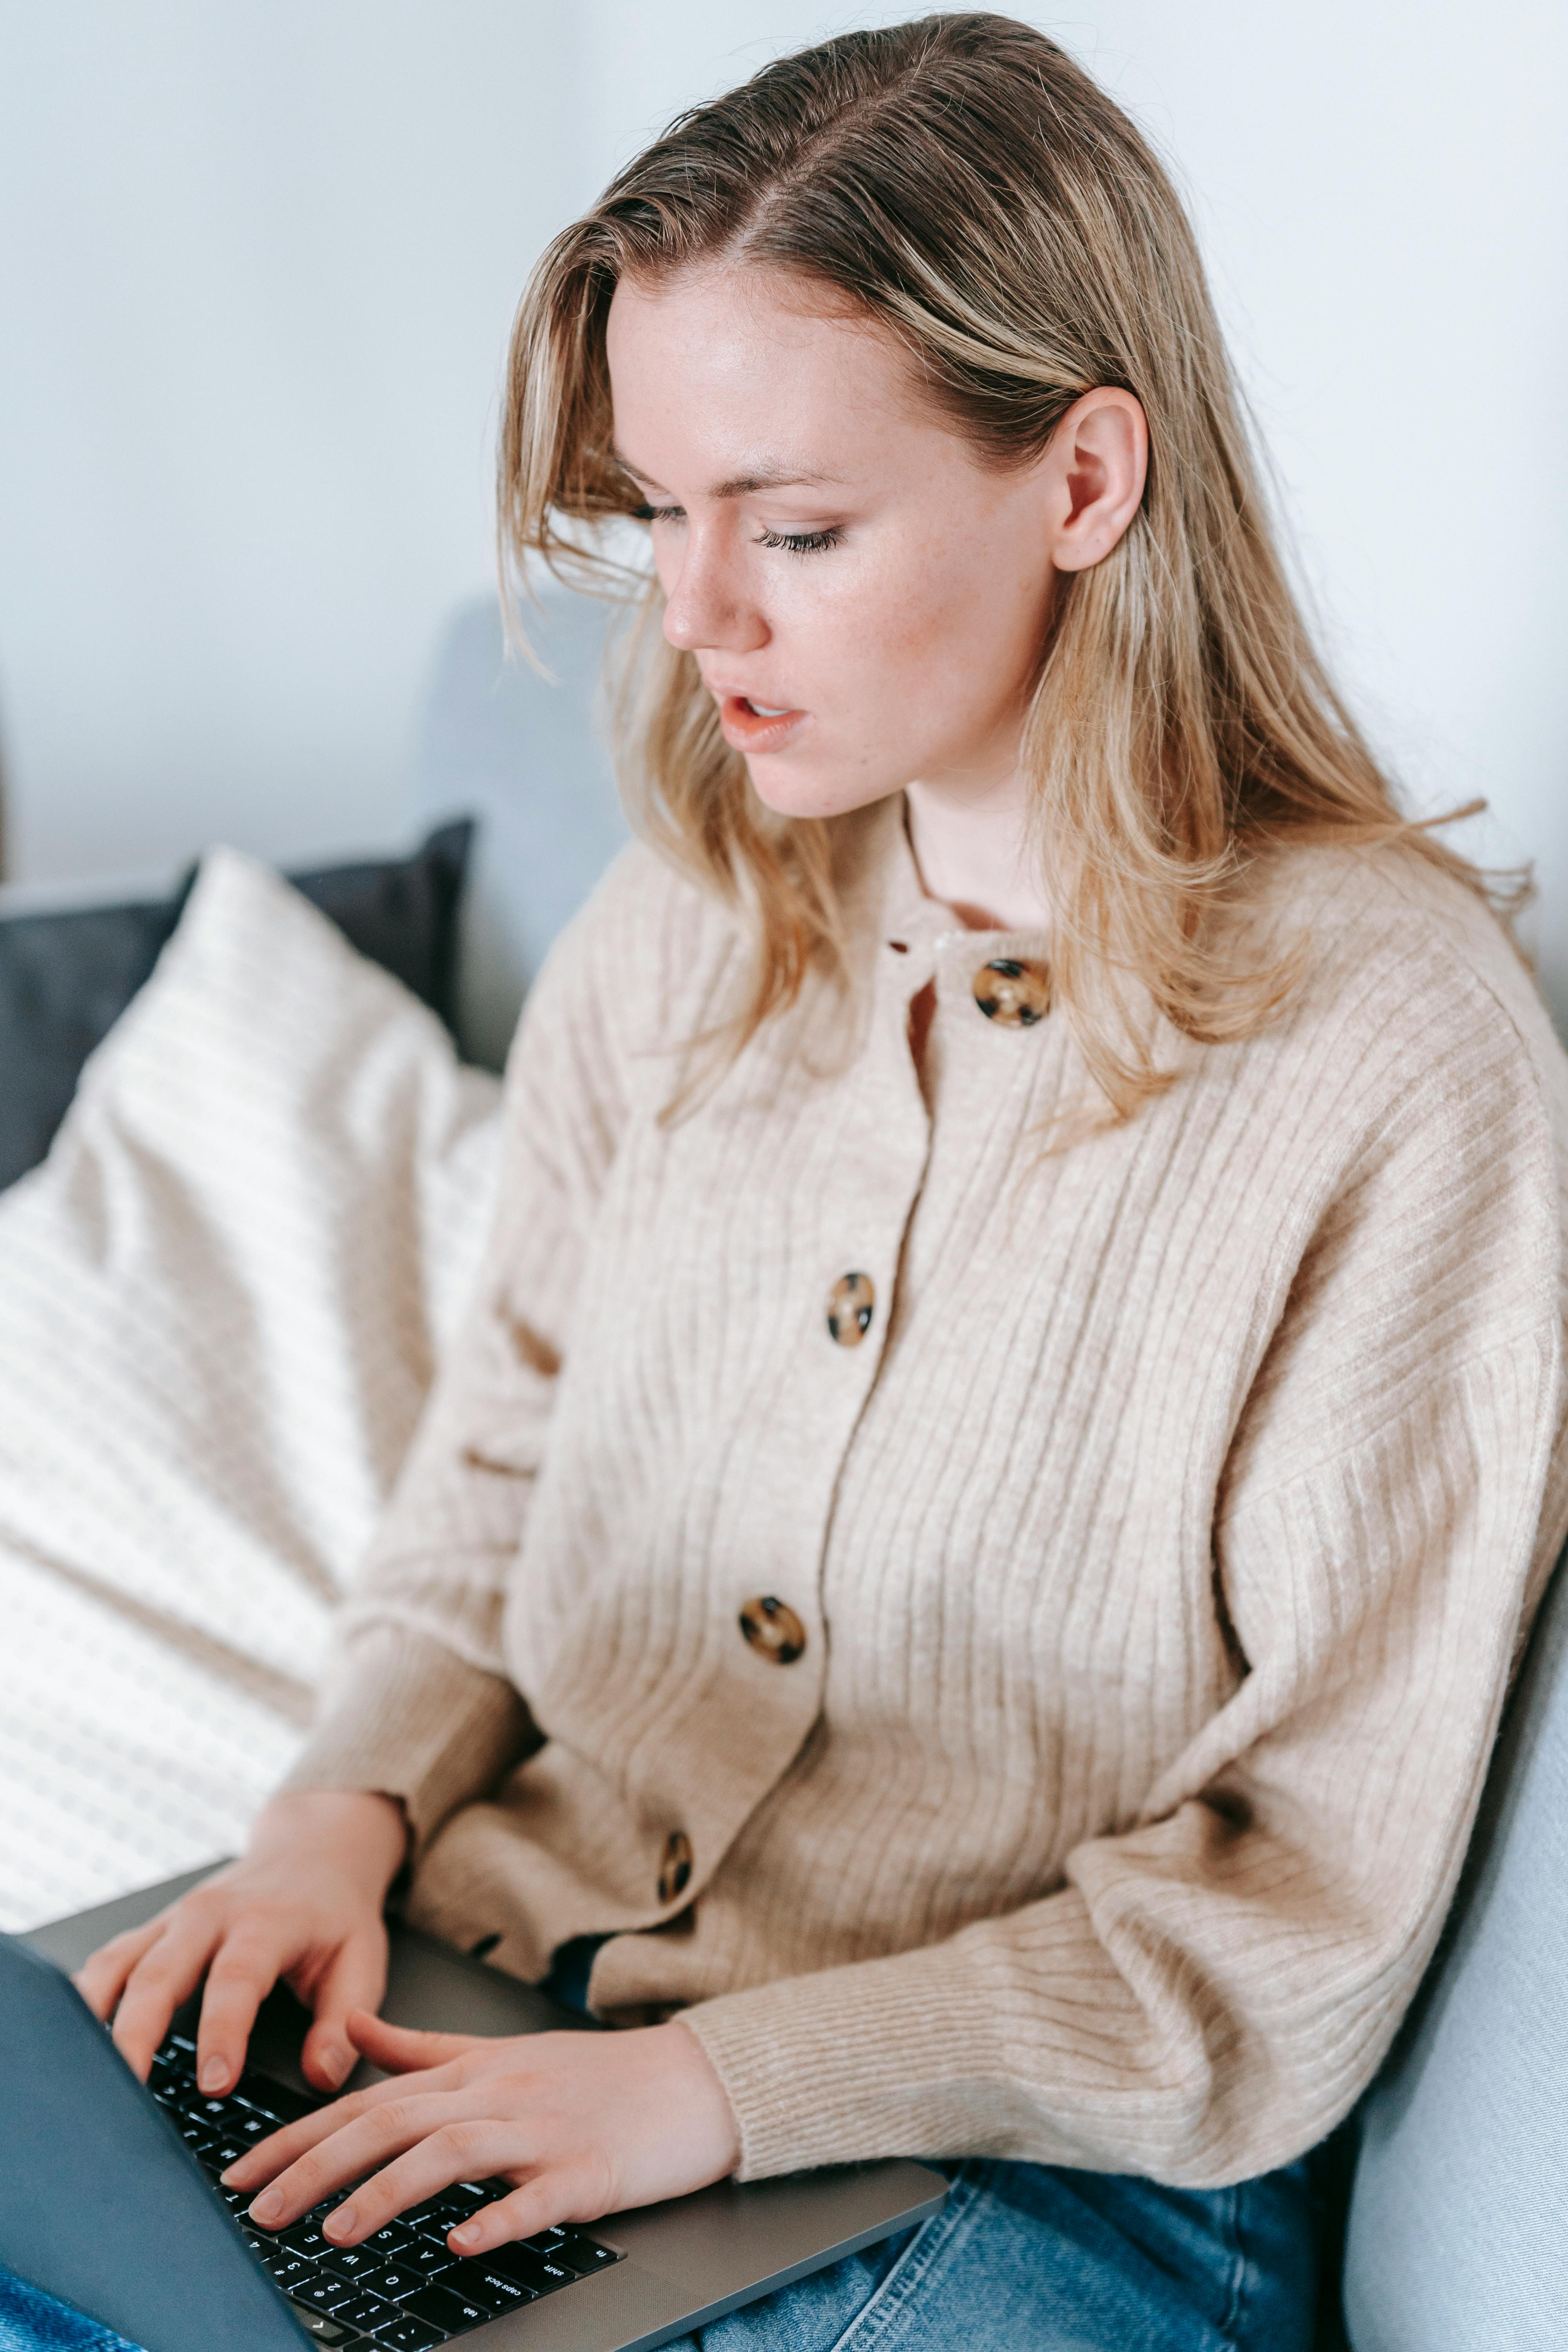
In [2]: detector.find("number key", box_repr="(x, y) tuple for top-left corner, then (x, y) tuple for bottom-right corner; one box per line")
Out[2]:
(292, 2274), (354, 2314)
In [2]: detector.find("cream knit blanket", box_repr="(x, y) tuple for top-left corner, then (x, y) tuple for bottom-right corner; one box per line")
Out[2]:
(0, 853), (499, 1931)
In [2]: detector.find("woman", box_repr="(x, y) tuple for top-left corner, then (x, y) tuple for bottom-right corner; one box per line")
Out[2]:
(77, 16), (1568, 2348)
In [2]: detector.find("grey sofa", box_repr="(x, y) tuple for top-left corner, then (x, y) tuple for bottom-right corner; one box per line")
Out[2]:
(411, 588), (1567, 2349)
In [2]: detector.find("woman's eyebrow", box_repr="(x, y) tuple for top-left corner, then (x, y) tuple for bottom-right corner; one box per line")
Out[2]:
(610, 446), (842, 500)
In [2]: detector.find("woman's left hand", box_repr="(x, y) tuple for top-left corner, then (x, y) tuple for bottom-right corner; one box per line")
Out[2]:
(221, 2009), (742, 2256)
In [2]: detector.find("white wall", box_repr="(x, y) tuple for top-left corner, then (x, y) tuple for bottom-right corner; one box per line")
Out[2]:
(2, 2), (1566, 1000)
(0, 2), (586, 881)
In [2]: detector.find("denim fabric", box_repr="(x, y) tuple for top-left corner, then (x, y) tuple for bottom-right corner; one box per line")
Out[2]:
(0, 2270), (140, 2352)
(677, 2152), (1318, 2350)
(1, 2155), (1316, 2352)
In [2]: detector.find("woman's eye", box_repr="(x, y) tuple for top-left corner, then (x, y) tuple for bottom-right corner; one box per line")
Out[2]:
(631, 501), (684, 525)
(755, 525), (843, 556)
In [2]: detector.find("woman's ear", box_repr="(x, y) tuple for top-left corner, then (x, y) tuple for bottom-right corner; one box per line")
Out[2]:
(1045, 387), (1149, 572)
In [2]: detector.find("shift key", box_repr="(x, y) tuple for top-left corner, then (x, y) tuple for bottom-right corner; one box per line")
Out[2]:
(490, 2245), (574, 2292)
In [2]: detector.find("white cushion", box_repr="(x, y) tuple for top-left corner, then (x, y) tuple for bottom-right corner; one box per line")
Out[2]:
(0, 850), (501, 1931)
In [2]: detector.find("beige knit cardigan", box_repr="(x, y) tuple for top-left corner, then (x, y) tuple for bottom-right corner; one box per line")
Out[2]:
(287, 793), (1568, 2189)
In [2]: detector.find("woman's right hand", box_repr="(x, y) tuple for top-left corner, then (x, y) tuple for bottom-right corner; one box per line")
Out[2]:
(73, 1788), (410, 2099)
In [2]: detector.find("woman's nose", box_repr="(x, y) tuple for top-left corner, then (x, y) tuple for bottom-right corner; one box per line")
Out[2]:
(661, 532), (768, 657)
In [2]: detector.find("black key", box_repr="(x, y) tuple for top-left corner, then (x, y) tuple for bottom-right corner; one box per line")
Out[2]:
(485, 2244), (572, 2294)
(227, 2109), (273, 2144)
(401, 2187), (481, 2232)
(403, 2239), (457, 2279)
(457, 2267), (535, 2314)
(208, 2141), (247, 2171)
(304, 2194), (355, 2227)
(167, 2032), (198, 2062)
(407, 2281), (491, 2331)
(523, 2228), (568, 2252)
(555, 2233), (619, 2273)
(317, 2245), (384, 2285)
(445, 2183), (492, 2214)
(235, 2076), (290, 2121)
(294, 2273), (357, 2314)
(369, 2318), (445, 2351)
(360, 2263), (424, 2303)
(279, 2219), (333, 2256)
(287, 2308), (360, 2345)
(332, 2290), (395, 2329)
(362, 2220), (420, 2258)
(262, 2253), (319, 2293)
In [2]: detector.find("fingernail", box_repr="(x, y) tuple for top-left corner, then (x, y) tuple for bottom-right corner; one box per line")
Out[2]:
(249, 2189), (283, 2224)
(199, 2059), (227, 2092)
(453, 2221), (481, 2246)
(325, 2206), (356, 2240)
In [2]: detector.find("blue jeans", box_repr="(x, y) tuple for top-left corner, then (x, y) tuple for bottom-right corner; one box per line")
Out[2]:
(0, 2269), (138, 2352)
(676, 2152), (1319, 2350)
(1, 2148), (1318, 2350)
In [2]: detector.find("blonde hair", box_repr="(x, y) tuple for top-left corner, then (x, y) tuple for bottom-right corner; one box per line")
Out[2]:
(500, 11), (1514, 1122)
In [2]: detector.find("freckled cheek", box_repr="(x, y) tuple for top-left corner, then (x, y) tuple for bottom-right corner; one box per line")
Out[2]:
(778, 565), (955, 726)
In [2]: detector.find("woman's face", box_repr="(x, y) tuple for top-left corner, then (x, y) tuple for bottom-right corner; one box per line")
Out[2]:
(604, 265), (1079, 824)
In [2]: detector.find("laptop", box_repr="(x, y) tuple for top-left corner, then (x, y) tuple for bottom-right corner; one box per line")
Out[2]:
(7, 1867), (946, 2352)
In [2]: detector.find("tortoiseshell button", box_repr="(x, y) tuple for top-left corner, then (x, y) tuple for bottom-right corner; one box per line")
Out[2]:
(657, 1830), (693, 1905)
(972, 957), (1051, 1027)
(739, 1595), (807, 1665)
(826, 1271), (875, 1347)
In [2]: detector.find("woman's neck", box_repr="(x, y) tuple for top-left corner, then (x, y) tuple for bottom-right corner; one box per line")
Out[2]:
(902, 773), (1053, 933)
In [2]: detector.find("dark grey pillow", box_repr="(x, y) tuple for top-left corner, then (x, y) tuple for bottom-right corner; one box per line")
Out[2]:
(0, 819), (472, 1193)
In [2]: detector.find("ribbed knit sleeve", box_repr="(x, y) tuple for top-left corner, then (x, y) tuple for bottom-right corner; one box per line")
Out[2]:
(280, 849), (648, 1852)
(683, 960), (1568, 2186)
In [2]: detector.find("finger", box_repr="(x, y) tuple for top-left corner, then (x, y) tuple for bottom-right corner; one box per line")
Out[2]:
(221, 2060), (471, 2190)
(240, 2094), (476, 2235)
(314, 2118), (542, 2248)
(448, 2161), (606, 2256)
(193, 1930), (292, 2096)
(343, 2009), (480, 2075)
(109, 1922), (223, 2080)
(297, 1937), (391, 2093)
(73, 1920), (165, 2022)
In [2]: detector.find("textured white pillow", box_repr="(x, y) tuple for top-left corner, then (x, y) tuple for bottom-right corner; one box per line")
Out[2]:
(0, 849), (501, 1931)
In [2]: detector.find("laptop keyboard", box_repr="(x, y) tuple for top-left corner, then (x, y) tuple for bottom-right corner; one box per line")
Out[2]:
(150, 2031), (623, 2346)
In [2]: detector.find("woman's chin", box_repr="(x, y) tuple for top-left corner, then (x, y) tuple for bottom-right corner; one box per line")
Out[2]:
(744, 757), (896, 825)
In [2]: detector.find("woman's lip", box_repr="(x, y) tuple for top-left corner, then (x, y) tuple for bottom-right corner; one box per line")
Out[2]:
(717, 694), (808, 753)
